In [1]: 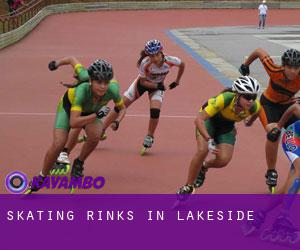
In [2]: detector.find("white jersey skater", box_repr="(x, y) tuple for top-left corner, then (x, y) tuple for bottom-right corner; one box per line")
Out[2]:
(139, 55), (182, 83)
(124, 55), (182, 102)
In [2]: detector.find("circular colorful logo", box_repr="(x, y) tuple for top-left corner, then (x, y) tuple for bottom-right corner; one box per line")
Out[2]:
(5, 171), (28, 194)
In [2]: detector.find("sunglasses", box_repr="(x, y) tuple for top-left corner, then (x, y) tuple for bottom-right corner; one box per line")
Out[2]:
(241, 94), (257, 101)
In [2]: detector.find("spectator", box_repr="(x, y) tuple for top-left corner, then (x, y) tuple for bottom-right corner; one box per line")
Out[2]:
(258, 0), (268, 29)
(6, 0), (14, 15)
(7, 0), (26, 15)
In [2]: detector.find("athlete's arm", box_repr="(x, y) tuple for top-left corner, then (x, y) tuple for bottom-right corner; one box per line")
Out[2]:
(111, 103), (126, 130)
(240, 48), (270, 75)
(244, 112), (259, 127)
(195, 111), (212, 141)
(56, 56), (81, 68)
(104, 103), (126, 131)
(266, 104), (300, 142)
(48, 56), (81, 71)
(70, 111), (97, 128)
(244, 48), (269, 66)
(115, 103), (126, 123)
(70, 105), (111, 128)
(278, 104), (300, 129)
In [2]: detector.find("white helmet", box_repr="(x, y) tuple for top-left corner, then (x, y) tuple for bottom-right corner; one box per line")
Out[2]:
(232, 76), (260, 94)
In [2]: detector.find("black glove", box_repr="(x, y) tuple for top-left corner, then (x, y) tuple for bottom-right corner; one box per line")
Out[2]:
(169, 81), (179, 90)
(157, 82), (166, 91)
(239, 64), (250, 76)
(267, 127), (281, 142)
(111, 120), (120, 131)
(48, 60), (58, 71)
(96, 106), (110, 119)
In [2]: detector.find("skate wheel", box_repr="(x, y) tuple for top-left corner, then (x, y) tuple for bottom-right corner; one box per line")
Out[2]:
(288, 232), (300, 244)
(50, 163), (70, 176)
(260, 229), (272, 241)
(268, 185), (276, 194)
(62, 164), (70, 175)
(24, 188), (32, 195)
(100, 133), (107, 141)
(270, 232), (280, 242)
(140, 147), (147, 156)
(270, 186), (276, 194)
(70, 187), (75, 194)
(241, 223), (257, 237)
(78, 135), (87, 143)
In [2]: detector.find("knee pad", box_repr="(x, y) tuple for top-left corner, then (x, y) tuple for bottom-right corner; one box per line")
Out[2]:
(150, 108), (160, 119)
(288, 178), (300, 194)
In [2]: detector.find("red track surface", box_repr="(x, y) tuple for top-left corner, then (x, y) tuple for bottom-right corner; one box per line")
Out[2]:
(1, 9), (300, 193)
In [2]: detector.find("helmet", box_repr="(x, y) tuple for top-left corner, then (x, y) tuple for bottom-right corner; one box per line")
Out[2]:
(87, 59), (113, 82)
(281, 49), (300, 67)
(144, 39), (163, 55)
(232, 76), (260, 94)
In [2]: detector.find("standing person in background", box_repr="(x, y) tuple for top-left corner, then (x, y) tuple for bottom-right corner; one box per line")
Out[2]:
(7, 0), (26, 15)
(6, 0), (14, 15)
(258, 0), (268, 29)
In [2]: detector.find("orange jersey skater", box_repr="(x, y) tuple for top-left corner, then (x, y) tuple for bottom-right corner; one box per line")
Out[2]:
(250, 49), (300, 128)
(261, 55), (300, 103)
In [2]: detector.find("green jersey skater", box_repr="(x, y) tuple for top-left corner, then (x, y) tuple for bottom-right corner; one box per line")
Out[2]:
(47, 57), (126, 167)
(177, 76), (261, 197)
(25, 58), (126, 194)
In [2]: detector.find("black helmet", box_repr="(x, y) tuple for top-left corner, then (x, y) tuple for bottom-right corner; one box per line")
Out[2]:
(281, 49), (300, 67)
(88, 59), (113, 82)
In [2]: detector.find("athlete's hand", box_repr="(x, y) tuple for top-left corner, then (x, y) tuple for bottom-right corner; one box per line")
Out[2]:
(267, 127), (281, 142)
(157, 82), (166, 91)
(169, 81), (179, 90)
(111, 120), (120, 131)
(48, 60), (58, 71)
(208, 139), (219, 155)
(239, 64), (250, 76)
(96, 106), (110, 119)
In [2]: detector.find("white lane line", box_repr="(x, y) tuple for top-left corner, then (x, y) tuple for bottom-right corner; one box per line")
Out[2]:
(0, 112), (195, 119)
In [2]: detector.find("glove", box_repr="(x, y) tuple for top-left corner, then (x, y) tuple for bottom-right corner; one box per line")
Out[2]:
(157, 82), (166, 91)
(111, 120), (120, 131)
(267, 127), (281, 142)
(96, 106), (110, 119)
(208, 139), (217, 152)
(239, 64), (250, 76)
(48, 60), (58, 71)
(169, 81), (179, 90)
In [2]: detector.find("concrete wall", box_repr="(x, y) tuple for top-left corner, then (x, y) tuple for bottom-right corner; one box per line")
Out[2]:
(1, 1), (300, 50)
